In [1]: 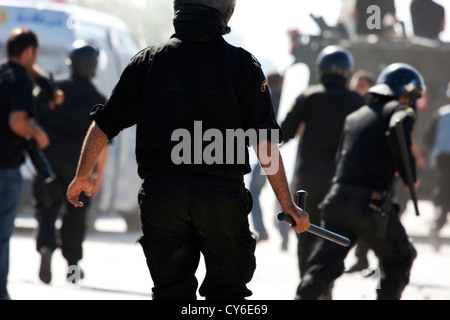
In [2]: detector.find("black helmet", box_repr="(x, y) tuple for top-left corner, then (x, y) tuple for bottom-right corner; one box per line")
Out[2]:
(369, 63), (425, 103)
(316, 45), (354, 80)
(174, 0), (236, 24)
(67, 40), (100, 79)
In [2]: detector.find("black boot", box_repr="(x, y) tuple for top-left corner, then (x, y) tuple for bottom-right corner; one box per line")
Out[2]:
(39, 247), (53, 285)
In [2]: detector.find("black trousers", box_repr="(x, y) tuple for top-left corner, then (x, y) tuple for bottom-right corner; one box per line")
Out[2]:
(296, 184), (416, 300)
(291, 164), (336, 279)
(137, 173), (256, 300)
(34, 156), (89, 265)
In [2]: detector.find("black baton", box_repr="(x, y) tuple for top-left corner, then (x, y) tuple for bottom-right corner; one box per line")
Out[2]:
(395, 120), (420, 217)
(278, 190), (351, 247)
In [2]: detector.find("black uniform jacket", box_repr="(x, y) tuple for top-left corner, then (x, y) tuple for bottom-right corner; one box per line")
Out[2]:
(282, 83), (365, 167)
(333, 98), (417, 191)
(91, 35), (281, 179)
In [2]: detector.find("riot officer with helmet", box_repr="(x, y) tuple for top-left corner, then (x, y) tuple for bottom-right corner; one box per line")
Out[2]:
(66, 0), (310, 300)
(34, 41), (108, 285)
(281, 46), (365, 283)
(296, 63), (424, 300)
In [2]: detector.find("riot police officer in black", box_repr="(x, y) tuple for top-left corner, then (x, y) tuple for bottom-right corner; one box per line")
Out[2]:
(281, 46), (365, 281)
(296, 63), (424, 300)
(66, 0), (310, 300)
(34, 41), (108, 284)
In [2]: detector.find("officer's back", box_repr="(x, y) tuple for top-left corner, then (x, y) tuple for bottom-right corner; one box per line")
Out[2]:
(282, 46), (365, 166)
(335, 97), (405, 191)
(109, 15), (274, 178)
(291, 80), (365, 164)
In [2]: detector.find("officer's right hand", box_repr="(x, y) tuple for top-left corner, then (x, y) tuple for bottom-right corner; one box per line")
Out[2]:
(284, 205), (310, 233)
(67, 176), (94, 208)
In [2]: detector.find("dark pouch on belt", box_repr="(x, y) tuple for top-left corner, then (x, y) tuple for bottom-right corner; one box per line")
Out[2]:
(370, 201), (399, 239)
(373, 209), (390, 239)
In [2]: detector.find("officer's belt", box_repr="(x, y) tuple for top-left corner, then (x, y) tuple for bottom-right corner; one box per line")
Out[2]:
(145, 167), (244, 182)
(330, 183), (384, 201)
(203, 167), (245, 182)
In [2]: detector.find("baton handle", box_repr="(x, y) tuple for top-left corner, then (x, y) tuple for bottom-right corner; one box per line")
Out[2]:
(277, 190), (351, 247)
(395, 120), (420, 217)
(297, 190), (307, 211)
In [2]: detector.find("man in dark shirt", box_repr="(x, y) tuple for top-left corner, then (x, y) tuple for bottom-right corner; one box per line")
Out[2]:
(411, 0), (446, 40)
(296, 63), (424, 300)
(281, 46), (365, 288)
(67, 0), (309, 300)
(0, 28), (50, 300)
(34, 41), (108, 285)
